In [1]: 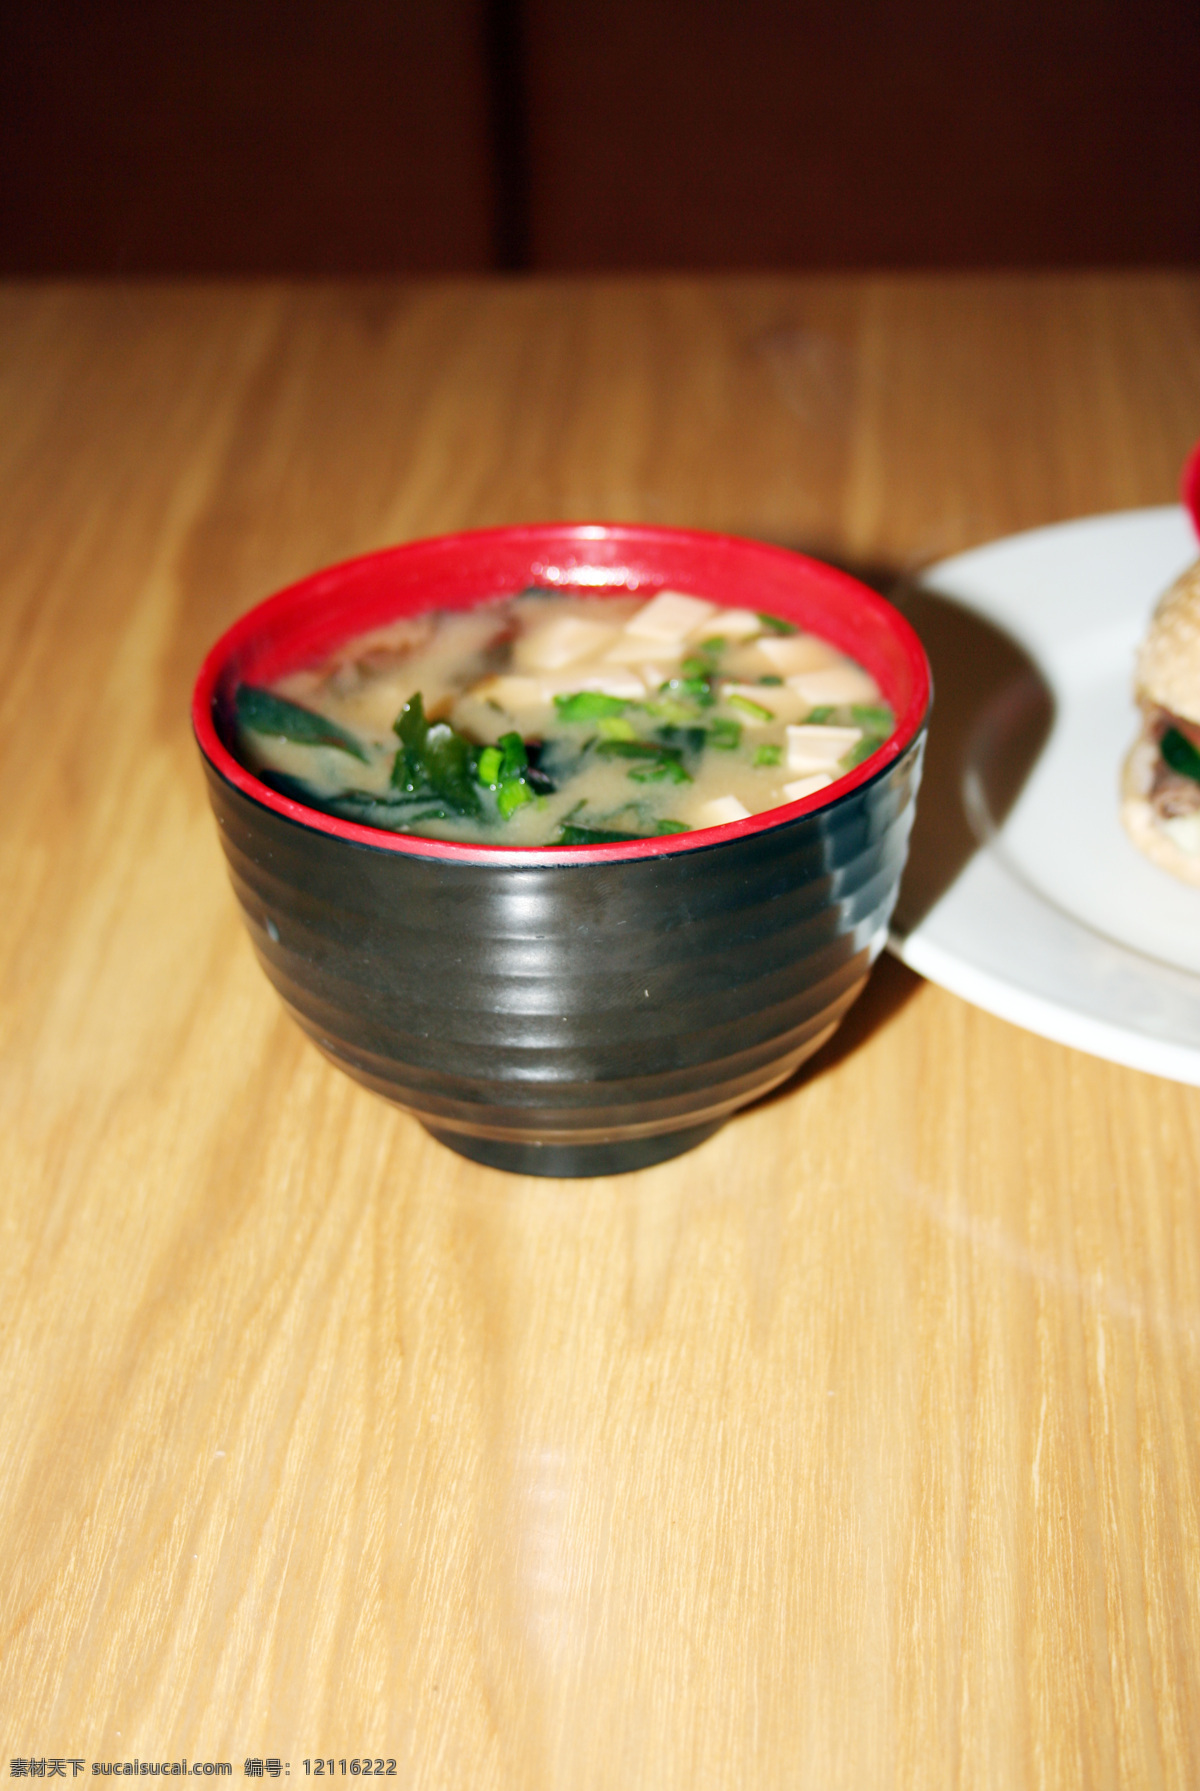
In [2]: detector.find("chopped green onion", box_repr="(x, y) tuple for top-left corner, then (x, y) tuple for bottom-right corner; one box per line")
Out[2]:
(658, 673), (715, 708)
(727, 693), (775, 722)
(805, 705), (836, 724)
(498, 731), (528, 779)
(758, 675), (784, 686)
(554, 691), (630, 722)
(476, 729), (535, 818)
(597, 715), (638, 741)
(843, 734), (885, 770)
(595, 738), (680, 761)
(498, 779), (535, 818)
(754, 743), (783, 767)
(477, 745), (502, 785)
(851, 704), (894, 732)
(756, 611), (798, 634)
(708, 717), (741, 750)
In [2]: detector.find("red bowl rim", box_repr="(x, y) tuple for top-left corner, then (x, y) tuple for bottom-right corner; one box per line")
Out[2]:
(192, 522), (931, 865)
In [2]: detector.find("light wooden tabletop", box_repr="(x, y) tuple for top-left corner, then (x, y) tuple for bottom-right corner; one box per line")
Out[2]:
(2, 275), (1199, 1789)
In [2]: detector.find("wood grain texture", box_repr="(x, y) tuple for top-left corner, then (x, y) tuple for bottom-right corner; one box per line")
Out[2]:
(1, 275), (1199, 1787)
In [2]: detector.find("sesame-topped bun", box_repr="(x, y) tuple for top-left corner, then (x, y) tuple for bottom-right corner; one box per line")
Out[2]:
(1135, 559), (1200, 721)
(1121, 558), (1200, 887)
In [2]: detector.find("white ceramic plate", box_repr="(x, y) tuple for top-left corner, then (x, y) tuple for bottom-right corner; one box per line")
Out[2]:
(888, 506), (1200, 1084)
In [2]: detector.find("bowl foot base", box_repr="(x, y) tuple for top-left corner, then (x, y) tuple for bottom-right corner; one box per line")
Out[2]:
(422, 1118), (724, 1178)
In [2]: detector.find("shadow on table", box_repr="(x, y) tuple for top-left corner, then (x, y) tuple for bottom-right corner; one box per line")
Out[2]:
(888, 580), (1055, 936)
(744, 546), (1057, 1095)
(770, 545), (1055, 934)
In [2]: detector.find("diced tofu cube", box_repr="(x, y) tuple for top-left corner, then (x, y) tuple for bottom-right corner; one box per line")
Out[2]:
(786, 664), (880, 705)
(757, 633), (843, 675)
(625, 590), (718, 641)
(515, 615), (618, 671)
(785, 723), (862, 772)
(694, 794), (752, 827)
(604, 634), (681, 665)
(782, 773), (833, 801)
(482, 675), (552, 715)
(721, 682), (806, 724)
(705, 608), (763, 639)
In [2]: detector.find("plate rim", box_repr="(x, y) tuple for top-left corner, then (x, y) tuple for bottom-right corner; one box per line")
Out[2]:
(888, 503), (1200, 1085)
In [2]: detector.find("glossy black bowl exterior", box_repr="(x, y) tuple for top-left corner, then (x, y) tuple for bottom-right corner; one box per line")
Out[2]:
(194, 523), (930, 1175)
(201, 735), (924, 1175)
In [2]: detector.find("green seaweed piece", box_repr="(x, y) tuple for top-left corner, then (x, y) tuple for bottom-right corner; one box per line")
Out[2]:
(555, 795), (690, 843)
(257, 769), (456, 832)
(557, 823), (642, 844)
(424, 724), (480, 811)
(594, 738), (680, 761)
(628, 759), (691, 785)
(236, 685), (370, 763)
(654, 724), (707, 763)
(326, 793), (457, 830)
(391, 693), (482, 816)
(595, 738), (694, 780)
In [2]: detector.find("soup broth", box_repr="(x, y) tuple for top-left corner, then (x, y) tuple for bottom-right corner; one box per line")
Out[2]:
(232, 589), (893, 845)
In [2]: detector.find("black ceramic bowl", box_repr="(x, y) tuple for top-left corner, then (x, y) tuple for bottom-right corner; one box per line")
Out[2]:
(193, 524), (930, 1176)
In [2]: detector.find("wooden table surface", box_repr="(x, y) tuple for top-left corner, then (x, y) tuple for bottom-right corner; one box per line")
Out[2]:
(2, 275), (1199, 1789)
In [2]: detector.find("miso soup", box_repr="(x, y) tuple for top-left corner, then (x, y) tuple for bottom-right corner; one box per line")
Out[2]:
(232, 588), (893, 845)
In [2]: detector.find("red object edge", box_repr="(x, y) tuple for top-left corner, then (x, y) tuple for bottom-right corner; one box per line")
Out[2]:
(1183, 441), (1200, 543)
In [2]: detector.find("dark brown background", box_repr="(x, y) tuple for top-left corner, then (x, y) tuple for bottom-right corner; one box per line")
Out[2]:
(2, 0), (1197, 274)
